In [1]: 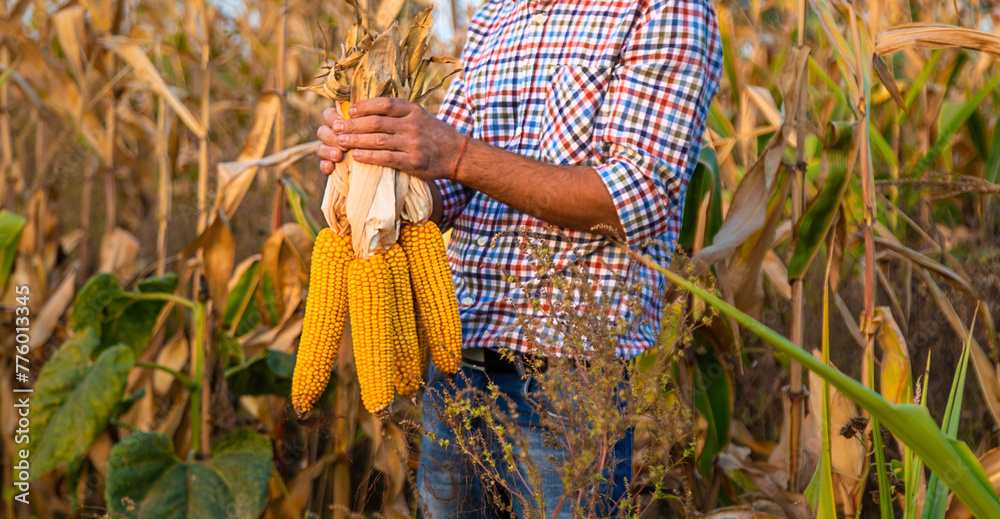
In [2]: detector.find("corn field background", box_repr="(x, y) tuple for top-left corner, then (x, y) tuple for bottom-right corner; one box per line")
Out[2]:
(4, 0), (1000, 517)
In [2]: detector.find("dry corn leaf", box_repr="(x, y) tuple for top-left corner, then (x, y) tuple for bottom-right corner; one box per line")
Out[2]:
(873, 307), (913, 407)
(217, 141), (319, 189)
(260, 223), (310, 324)
(872, 54), (907, 113)
(721, 445), (811, 519)
(214, 93), (281, 219)
(745, 85), (781, 128)
(98, 227), (140, 281)
(153, 334), (190, 396)
(27, 266), (77, 350)
(104, 38), (207, 138)
(87, 431), (114, 477)
(13, 41), (111, 163)
(156, 396), (188, 438)
(728, 172), (790, 316)
(78, 0), (114, 31)
(265, 317), (305, 355)
(282, 452), (340, 516)
(768, 388), (819, 493)
(693, 46), (809, 273)
(58, 229), (87, 255)
(183, 210), (235, 313)
(371, 422), (409, 511)
(51, 6), (88, 83)
(875, 23), (1000, 59)
(264, 469), (301, 519)
(808, 350), (867, 516)
(181, 0), (210, 55)
(762, 250), (792, 300)
(730, 419), (778, 457)
(374, 0), (406, 31)
(402, 9), (433, 80)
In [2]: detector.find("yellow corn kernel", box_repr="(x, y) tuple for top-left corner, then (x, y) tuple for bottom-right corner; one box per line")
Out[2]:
(399, 222), (462, 375)
(386, 244), (423, 396)
(348, 253), (395, 416)
(291, 229), (354, 416)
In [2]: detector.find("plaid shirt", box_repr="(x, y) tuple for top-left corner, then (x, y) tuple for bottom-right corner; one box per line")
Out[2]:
(433, 0), (722, 359)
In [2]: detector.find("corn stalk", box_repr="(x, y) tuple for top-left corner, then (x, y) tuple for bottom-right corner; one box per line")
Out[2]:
(785, 0), (809, 491)
(271, 0), (289, 232)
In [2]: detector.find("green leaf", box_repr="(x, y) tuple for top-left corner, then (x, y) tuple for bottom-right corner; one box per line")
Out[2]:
(901, 50), (943, 114)
(32, 330), (135, 476)
(871, 415), (895, 518)
(812, 263), (837, 519)
(217, 331), (246, 369)
(283, 178), (321, 239)
(106, 432), (181, 514)
(679, 147), (723, 249)
(223, 260), (260, 332)
(923, 332), (973, 519)
(966, 109), (989, 161)
(0, 210), (26, 290)
(0, 61), (16, 88)
(949, 438), (995, 498)
(138, 463), (237, 518)
(138, 274), (180, 294)
(259, 271), (280, 325)
(787, 158), (849, 279)
(208, 429), (274, 519)
(986, 121), (1000, 184)
(915, 73), (1000, 176)
(693, 340), (731, 477)
(106, 430), (272, 519)
(102, 301), (166, 356)
(69, 273), (123, 332)
(102, 275), (178, 356)
(225, 350), (297, 397)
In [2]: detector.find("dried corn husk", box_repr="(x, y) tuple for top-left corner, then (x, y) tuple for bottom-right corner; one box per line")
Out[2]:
(299, 6), (453, 256)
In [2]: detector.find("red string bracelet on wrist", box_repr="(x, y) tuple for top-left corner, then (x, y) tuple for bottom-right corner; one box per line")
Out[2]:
(451, 132), (472, 182)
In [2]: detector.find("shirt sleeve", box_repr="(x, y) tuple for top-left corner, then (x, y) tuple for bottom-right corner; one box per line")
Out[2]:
(433, 72), (478, 230)
(593, 0), (723, 247)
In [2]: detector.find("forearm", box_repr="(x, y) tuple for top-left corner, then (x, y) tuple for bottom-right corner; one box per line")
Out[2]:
(453, 138), (625, 237)
(428, 179), (444, 226)
(317, 99), (625, 237)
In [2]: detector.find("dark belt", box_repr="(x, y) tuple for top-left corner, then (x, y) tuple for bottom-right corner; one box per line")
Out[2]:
(461, 347), (548, 374)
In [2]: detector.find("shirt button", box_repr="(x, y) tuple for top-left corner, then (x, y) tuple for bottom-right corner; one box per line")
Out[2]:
(530, 12), (547, 25)
(461, 296), (475, 306)
(477, 236), (488, 247)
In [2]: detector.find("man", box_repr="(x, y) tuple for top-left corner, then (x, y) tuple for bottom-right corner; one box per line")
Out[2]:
(316, 0), (721, 515)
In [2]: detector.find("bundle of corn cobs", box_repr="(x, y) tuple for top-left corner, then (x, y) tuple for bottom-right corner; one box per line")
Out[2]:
(291, 7), (462, 420)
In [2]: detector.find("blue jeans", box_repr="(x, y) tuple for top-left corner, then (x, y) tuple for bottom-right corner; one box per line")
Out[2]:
(417, 363), (633, 519)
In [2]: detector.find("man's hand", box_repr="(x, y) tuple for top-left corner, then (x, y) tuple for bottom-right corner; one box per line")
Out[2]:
(314, 97), (625, 237)
(316, 98), (465, 180)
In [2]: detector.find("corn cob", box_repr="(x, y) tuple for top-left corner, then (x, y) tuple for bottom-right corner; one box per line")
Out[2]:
(291, 229), (354, 416)
(348, 253), (395, 416)
(386, 244), (423, 396)
(399, 221), (461, 375)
